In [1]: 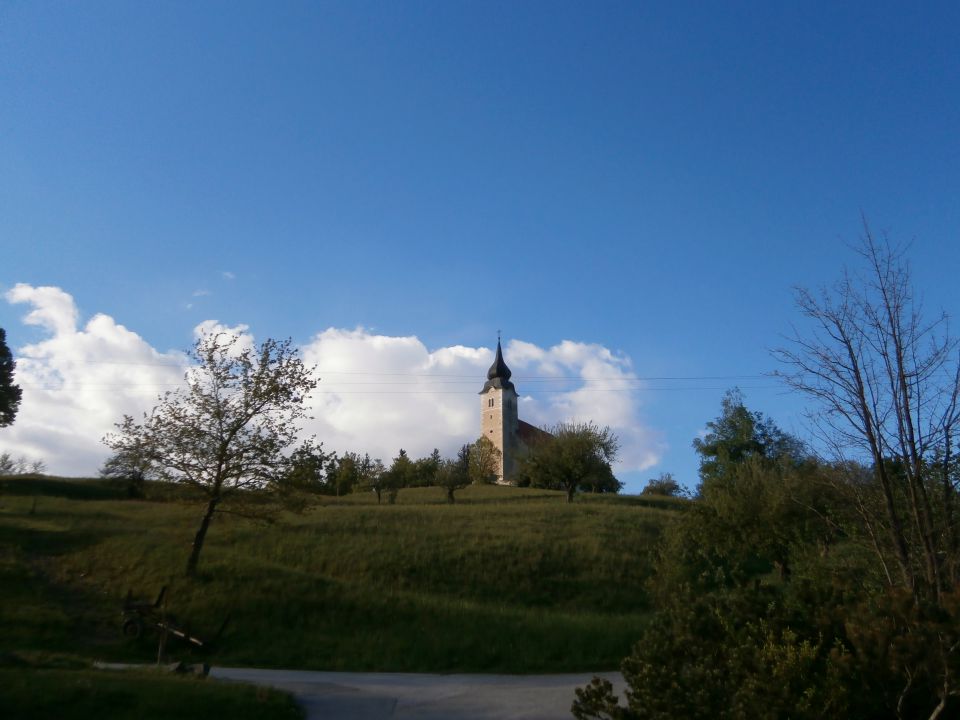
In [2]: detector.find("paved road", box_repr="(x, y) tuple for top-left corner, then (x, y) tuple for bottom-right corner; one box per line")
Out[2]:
(211, 668), (627, 720)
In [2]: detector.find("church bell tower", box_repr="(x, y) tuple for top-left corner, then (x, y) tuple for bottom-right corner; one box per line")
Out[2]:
(479, 338), (519, 482)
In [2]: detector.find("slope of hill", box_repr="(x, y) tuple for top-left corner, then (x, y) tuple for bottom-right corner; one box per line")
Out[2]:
(0, 477), (682, 673)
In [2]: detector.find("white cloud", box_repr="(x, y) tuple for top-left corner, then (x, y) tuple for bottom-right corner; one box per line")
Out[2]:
(1, 286), (664, 477)
(192, 289), (212, 297)
(503, 339), (664, 471)
(192, 319), (253, 345)
(300, 330), (664, 472)
(299, 328), (490, 462)
(2, 285), (188, 475)
(222, 271), (235, 280)
(6, 284), (79, 336)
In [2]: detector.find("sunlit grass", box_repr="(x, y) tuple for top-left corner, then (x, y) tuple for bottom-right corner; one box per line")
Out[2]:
(0, 477), (680, 672)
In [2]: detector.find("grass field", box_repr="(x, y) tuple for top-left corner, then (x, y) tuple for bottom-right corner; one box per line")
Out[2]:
(0, 476), (681, 676)
(0, 656), (301, 720)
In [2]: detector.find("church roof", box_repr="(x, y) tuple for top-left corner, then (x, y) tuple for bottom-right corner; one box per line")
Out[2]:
(479, 340), (516, 394)
(518, 419), (553, 445)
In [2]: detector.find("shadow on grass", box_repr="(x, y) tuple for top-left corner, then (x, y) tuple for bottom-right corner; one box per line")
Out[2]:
(0, 475), (131, 501)
(0, 521), (110, 558)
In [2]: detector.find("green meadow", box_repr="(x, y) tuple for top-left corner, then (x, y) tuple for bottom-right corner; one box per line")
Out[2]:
(0, 664), (301, 720)
(0, 476), (680, 675)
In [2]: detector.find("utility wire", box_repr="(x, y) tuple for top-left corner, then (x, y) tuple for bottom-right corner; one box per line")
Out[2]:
(17, 382), (781, 394)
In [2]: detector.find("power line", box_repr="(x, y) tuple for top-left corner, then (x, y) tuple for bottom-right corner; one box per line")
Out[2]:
(17, 382), (781, 394)
(20, 358), (771, 382)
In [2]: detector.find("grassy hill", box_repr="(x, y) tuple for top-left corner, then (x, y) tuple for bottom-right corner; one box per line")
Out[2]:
(0, 476), (681, 675)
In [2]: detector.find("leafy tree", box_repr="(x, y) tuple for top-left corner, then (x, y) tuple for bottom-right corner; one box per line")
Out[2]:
(573, 588), (851, 720)
(104, 332), (318, 577)
(324, 451), (372, 497)
(358, 455), (388, 503)
(385, 449), (417, 497)
(468, 436), (501, 484)
(688, 391), (816, 581)
(437, 444), (472, 503)
(411, 448), (442, 487)
(99, 441), (157, 498)
(641, 472), (684, 497)
(0, 328), (22, 427)
(516, 421), (620, 502)
(575, 397), (859, 720)
(692, 388), (805, 496)
(578, 235), (960, 720)
(283, 441), (333, 496)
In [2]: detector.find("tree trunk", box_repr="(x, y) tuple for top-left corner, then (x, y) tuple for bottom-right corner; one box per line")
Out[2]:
(447, 487), (455, 504)
(567, 486), (575, 503)
(186, 496), (219, 577)
(941, 433), (959, 587)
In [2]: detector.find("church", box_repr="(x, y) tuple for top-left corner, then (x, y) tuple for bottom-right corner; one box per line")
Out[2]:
(479, 339), (550, 483)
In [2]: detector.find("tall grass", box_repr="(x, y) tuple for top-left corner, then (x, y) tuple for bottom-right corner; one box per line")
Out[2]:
(0, 478), (679, 672)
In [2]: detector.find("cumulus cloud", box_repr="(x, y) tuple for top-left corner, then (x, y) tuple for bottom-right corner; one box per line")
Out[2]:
(299, 328), (491, 463)
(1, 286), (664, 477)
(2, 284), (188, 475)
(300, 329), (664, 472)
(7, 284), (79, 336)
(192, 320), (255, 355)
(504, 340), (664, 471)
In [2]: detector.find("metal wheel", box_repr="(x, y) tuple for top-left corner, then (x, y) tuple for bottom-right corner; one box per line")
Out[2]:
(122, 617), (143, 639)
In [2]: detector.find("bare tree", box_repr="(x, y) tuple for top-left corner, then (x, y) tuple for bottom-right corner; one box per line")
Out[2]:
(105, 332), (318, 576)
(774, 226), (960, 717)
(0, 452), (45, 475)
(775, 228), (959, 594)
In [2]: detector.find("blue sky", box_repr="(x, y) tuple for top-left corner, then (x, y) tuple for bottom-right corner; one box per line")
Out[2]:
(1, 1), (958, 491)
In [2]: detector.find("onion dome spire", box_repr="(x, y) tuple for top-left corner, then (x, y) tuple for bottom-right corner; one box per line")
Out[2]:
(480, 337), (516, 393)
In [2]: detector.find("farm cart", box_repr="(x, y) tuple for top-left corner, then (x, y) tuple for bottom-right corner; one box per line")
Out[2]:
(121, 586), (229, 651)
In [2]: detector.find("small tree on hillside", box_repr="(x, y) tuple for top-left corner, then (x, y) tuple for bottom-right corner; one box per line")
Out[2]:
(386, 448), (417, 498)
(469, 436), (501, 484)
(641, 472), (684, 497)
(517, 421), (620, 502)
(283, 441), (333, 496)
(104, 332), (318, 577)
(0, 328), (22, 428)
(411, 448), (442, 487)
(437, 445), (472, 503)
(324, 451), (369, 497)
(360, 456), (388, 503)
(99, 441), (157, 498)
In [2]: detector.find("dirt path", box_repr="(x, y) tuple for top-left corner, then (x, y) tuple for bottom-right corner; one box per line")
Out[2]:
(211, 667), (626, 720)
